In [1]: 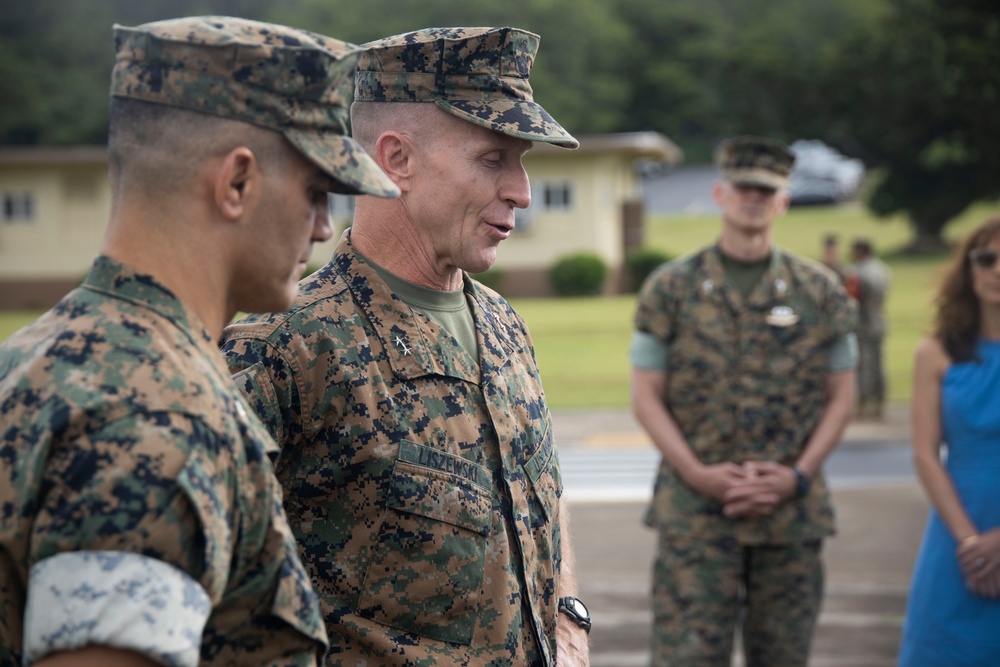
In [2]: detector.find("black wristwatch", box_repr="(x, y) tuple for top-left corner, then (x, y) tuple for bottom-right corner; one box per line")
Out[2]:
(792, 466), (811, 498)
(558, 596), (592, 634)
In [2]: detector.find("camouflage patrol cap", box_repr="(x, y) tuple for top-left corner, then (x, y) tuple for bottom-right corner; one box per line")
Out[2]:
(111, 16), (399, 198)
(715, 135), (796, 190)
(355, 27), (579, 149)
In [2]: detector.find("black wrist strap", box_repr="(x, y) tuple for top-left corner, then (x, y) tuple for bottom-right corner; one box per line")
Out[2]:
(558, 596), (592, 634)
(793, 465), (811, 498)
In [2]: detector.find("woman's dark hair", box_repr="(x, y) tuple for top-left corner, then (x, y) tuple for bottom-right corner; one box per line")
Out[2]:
(934, 215), (1000, 362)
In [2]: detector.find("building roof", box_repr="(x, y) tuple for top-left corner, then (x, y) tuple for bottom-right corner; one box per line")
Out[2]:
(529, 131), (683, 164)
(0, 133), (684, 167)
(0, 145), (108, 166)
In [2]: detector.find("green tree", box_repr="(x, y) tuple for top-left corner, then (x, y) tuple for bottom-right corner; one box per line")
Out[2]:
(0, 0), (116, 143)
(817, 0), (1000, 248)
(0, 0), (290, 144)
(284, 0), (633, 135)
(613, 0), (885, 160)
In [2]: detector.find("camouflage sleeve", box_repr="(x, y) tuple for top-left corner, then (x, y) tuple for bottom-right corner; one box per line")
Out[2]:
(823, 275), (858, 340)
(634, 266), (677, 342)
(30, 412), (238, 607)
(24, 550), (211, 667)
(222, 337), (297, 449)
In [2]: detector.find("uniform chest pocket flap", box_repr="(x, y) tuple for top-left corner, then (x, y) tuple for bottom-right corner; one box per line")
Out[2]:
(357, 442), (492, 645)
(524, 426), (561, 526)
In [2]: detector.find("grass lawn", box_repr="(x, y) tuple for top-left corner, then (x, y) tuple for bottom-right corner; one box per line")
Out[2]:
(0, 311), (46, 344)
(3, 202), (999, 409)
(513, 201), (1000, 409)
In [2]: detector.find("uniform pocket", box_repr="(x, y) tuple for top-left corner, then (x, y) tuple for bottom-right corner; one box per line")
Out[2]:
(523, 426), (561, 527)
(357, 441), (492, 645)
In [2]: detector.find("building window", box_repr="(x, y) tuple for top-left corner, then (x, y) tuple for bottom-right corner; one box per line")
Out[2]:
(1, 192), (35, 224)
(542, 182), (573, 211)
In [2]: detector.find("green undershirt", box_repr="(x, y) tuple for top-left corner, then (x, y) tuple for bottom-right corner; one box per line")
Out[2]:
(364, 256), (479, 365)
(719, 252), (771, 299)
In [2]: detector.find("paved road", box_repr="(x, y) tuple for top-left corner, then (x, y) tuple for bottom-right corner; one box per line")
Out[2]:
(642, 165), (718, 215)
(556, 406), (925, 666)
(571, 485), (926, 667)
(561, 440), (915, 503)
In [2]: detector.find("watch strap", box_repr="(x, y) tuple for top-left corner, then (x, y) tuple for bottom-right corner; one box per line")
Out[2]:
(558, 596), (592, 634)
(793, 465), (811, 498)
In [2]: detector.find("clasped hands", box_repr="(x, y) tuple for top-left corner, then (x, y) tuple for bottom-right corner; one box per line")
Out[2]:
(957, 529), (1000, 598)
(689, 461), (799, 519)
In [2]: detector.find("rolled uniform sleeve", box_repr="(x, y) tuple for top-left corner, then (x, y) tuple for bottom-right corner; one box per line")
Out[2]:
(25, 552), (210, 667)
(629, 331), (669, 371)
(631, 330), (846, 374)
(24, 413), (235, 665)
(634, 265), (679, 342)
(829, 333), (859, 373)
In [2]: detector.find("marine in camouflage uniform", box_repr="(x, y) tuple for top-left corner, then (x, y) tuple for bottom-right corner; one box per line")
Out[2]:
(847, 238), (891, 419)
(221, 27), (589, 666)
(0, 16), (398, 667)
(631, 136), (858, 666)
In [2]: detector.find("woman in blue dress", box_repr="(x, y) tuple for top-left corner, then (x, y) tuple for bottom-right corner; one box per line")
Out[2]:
(899, 216), (1000, 666)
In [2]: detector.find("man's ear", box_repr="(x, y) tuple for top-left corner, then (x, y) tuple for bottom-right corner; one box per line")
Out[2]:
(776, 190), (791, 216)
(711, 180), (726, 207)
(214, 147), (257, 220)
(375, 131), (412, 192)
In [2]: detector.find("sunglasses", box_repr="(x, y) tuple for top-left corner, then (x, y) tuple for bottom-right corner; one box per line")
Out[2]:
(969, 248), (999, 270)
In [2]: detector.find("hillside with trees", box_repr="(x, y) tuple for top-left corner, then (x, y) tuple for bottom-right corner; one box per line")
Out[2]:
(1, 0), (997, 245)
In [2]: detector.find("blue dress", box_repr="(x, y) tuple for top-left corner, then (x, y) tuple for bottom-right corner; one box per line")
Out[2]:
(899, 339), (1000, 666)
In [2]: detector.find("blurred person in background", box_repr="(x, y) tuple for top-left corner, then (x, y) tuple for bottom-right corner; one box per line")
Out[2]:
(898, 216), (1000, 666)
(845, 238), (891, 419)
(631, 135), (857, 666)
(821, 233), (845, 283)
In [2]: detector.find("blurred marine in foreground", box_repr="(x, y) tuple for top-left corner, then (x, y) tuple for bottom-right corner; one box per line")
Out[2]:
(0, 16), (398, 667)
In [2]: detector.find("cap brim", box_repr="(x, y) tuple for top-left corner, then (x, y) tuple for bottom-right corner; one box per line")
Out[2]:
(437, 99), (579, 149)
(284, 129), (400, 198)
(724, 168), (788, 190)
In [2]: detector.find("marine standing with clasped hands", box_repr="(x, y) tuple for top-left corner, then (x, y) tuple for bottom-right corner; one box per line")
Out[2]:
(630, 136), (858, 666)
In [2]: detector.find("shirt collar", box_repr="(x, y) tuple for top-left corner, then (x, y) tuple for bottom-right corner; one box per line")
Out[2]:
(83, 255), (222, 360)
(332, 231), (517, 383)
(703, 244), (792, 306)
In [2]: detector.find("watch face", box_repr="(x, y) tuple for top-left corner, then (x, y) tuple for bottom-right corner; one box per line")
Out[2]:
(563, 596), (589, 618)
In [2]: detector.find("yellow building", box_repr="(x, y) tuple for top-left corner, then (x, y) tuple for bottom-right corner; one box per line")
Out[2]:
(0, 147), (109, 308)
(492, 132), (680, 296)
(0, 133), (680, 308)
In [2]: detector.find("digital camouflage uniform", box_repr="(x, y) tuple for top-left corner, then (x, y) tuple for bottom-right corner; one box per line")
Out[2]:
(221, 26), (578, 666)
(636, 246), (856, 665)
(634, 136), (858, 667)
(848, 253), (891, 416)
(353, 27), (578, 148)
(223, 233), (563, 665)
(111, 17), (398, 199)
(0, 258), (326, 666)
(637, 246), (855, 542)
(0, 15), (400, 667)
